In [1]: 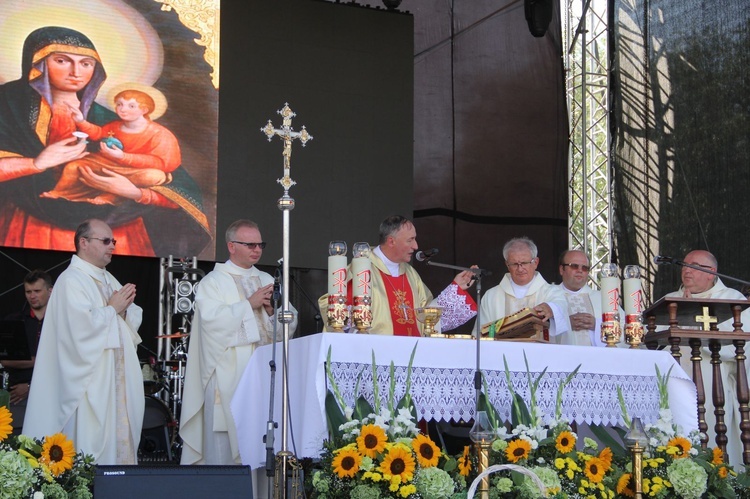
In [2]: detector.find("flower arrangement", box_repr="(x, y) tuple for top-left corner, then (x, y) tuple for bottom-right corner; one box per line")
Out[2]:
(309, 344), (465, 498)
(452, 360), (750, 498)
(0, 405), (95, 499)
(311, 347), (750, 498)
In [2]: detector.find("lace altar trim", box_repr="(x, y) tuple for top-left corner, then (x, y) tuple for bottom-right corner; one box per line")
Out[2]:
(329, 361), (661, 426)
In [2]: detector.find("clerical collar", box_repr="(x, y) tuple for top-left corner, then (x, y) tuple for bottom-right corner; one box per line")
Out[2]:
(224, 259), (256, 275)
(561, 283), (585, 294)
(71, 254), (112, 288)
(510, 279), (532, 299)
(72, 254), (107, 278)
(678, 285), (714, 298)
(374, 246), (400, 277)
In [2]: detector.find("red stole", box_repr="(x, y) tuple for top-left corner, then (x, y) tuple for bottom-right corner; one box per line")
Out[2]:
(380, 271), (419, 336)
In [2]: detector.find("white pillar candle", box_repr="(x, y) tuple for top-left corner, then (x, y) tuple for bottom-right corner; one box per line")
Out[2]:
(599, 263), (620, 314)
(328, 255), (347, 296)
(623, 278), (643, 315)
(351, 256), (371, 297)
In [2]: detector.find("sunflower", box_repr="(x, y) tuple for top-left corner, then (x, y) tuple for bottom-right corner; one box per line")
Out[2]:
(598, 447), (613, 470)
(616, 472), (634, 497)
(411, 433), (440, 468)
(379, 444), (416, 482)
(332, 447), (362, 478)
(0, 406), (12, 442)
(505, 438), (531, 463)
(555, 431), (576, 454)
(356, 424), (388, 458)
(666, 436), (691, 458)
(584, 457), (606, 483)
(458, 445), (472, 476)
(711, 447), (724, 465)
(40, 433), (76, 476)
(719, 466), (729, 478)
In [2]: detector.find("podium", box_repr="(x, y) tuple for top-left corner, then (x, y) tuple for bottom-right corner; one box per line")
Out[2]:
(643, 297), (750, 465)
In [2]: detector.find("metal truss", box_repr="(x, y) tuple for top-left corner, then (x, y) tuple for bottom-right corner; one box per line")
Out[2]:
(563, 0), (612, 274)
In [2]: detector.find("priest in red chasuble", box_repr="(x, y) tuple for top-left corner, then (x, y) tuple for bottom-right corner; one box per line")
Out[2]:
(319, 215), (477, 336)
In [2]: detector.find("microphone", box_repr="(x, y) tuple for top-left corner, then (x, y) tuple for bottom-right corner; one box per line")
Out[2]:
(415, 248), (439, 262)
(653, 255), (676, 265)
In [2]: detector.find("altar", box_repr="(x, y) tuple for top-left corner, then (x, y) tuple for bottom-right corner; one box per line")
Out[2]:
(231, 333), (697, 469)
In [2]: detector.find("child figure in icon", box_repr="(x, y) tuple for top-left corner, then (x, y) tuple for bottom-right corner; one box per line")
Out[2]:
(42, 84), (181, 205)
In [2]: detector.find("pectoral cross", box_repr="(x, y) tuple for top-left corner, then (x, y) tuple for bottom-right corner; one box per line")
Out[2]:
(260, 103), (313, 192)
(695, 306), (717, 331)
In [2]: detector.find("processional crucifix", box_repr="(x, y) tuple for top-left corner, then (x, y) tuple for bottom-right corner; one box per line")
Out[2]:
(260, 103), (312, 498)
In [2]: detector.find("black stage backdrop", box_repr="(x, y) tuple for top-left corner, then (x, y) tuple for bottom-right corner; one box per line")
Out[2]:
(612, 0), (750, 302)
(216, 0), (413, 268)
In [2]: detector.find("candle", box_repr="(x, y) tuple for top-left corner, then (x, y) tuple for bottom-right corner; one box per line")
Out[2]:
(351, 242), (372, 297)
(623, 265), (643, 315)
(599, 263), (620, 314)
(328, 241), (348, 297)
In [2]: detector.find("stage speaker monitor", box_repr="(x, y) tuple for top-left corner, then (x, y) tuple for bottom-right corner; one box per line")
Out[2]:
(95, 465), (253, 498)
(524, 0), (553, 37)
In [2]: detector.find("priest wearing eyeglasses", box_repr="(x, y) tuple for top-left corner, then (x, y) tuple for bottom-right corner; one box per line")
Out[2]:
(480, 237), (569, 338)
(552, 249), (620, 346)
(180, 219), (298, 465)
(24, 219), (145, 464)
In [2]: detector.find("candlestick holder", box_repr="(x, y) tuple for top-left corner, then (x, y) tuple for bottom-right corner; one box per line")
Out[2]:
(415, 306), (443, 337)
(625, 314), (645, 348)
(327, 294), (349, 332)
(469, 411), (495, 499)
(624, 417), (648, 498)
(601, 311), (622, 347)
(352, 295), (373, 333)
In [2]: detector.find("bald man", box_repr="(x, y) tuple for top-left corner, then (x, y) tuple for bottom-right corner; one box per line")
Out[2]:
(663, 249), (748, 467)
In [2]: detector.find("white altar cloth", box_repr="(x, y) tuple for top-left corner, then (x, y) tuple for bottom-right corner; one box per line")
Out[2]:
(232, 333), (697, 470)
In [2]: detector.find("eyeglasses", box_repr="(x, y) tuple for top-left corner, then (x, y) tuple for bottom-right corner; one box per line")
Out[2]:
(86, 237), (116, 246)
(231, 241), (267, 250)
(562, 263), (591, 272)
(507, 259), (536, 270)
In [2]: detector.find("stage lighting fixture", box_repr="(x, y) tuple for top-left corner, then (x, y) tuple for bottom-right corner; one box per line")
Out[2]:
(174, 277), (199, 315)
(382, 0), (402, 10)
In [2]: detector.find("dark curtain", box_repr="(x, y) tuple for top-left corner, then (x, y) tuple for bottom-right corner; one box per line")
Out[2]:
(409, 0), (570, 331)
(612, 0), (750, 302)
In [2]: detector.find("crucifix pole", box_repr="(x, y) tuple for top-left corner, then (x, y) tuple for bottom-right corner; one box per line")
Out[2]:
(261, 103), (312, 498)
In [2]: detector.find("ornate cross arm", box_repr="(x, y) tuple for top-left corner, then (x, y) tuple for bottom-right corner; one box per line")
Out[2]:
(260, 103), (313, 192)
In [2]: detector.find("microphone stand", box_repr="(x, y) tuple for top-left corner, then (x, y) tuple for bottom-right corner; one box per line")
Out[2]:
(669, 260), (750, 288)
(424, 259), (491, 414)
(288, 271), (324, 332)
(264, 267), (282, 498)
